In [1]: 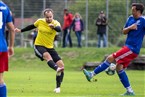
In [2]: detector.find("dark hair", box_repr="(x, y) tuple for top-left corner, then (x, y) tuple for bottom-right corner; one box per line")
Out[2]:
(132, 3), (144, 14)
(64, 8), (68, 11)
(43, 8), (53, 16)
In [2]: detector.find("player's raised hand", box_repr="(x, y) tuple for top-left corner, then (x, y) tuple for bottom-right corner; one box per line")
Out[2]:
(49, 24), (55, 29)
(14, 28), (21, 33)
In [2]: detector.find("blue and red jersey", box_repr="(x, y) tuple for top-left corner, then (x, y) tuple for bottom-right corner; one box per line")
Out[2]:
(0, 1), (12, 52)
(124, 15), (145, 54)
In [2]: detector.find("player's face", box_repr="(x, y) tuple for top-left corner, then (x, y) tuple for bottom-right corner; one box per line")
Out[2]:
(44, 11), (53, 23)
(132, 6), (139, 18)
(64, 10), (68, 15)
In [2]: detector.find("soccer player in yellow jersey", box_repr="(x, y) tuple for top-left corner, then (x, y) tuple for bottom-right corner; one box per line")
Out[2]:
(15, 8), (64, 93)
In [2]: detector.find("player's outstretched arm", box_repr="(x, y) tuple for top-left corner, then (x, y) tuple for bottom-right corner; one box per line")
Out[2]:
(14, 28), (21, 33)
(15, 24), (36, 33)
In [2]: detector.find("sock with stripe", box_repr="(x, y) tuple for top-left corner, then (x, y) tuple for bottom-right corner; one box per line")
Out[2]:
(47, 60), (58, 71)
(118, 70), (133, 92)
(93, 60), (111, 75)
(0, 83), (7, 97)
(56, 72), (64, 88)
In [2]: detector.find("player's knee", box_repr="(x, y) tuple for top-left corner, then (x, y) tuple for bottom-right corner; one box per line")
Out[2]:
(0, 77), (4, 84)
(43, 52), (52, 61)
(106, 55), (115, 63)
(116, 64), (124, 73)
(56, 60), (64, 68)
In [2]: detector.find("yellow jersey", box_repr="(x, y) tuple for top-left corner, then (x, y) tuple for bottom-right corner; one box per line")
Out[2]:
(34, 18), (61, 48)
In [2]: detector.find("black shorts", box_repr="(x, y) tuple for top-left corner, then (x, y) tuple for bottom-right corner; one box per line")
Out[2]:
(34, 45), (61, 62)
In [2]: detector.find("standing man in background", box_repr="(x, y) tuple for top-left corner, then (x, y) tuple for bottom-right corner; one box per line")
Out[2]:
(0, 1), (15, 97)
(96, 11), (107, 48)
(62, 9), (73, 48)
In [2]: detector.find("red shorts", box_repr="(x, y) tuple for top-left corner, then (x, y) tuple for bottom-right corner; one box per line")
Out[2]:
(112, 46), (137, 68)
(0, 52), (8, 73)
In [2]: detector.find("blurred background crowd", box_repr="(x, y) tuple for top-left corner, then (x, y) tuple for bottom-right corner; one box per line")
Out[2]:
(4, 0), (145, 48)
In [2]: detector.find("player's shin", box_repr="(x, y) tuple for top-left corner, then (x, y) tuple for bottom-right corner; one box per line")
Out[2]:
(0, 83), (7, 97)
(56, 71), (64, 88)
(60, 71), (64, 83)
(47, 60), (58, 71)
(117, 70), (133, 93)
(94, 60), (110, 75)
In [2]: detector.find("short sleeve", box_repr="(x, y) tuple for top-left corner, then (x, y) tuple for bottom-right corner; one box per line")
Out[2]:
(124, 17), (130, 28)
(6, 7), (12, 23)
(34, 19), (40, 27)
(142, 16), (145, 28)
(53, 20), (61, 27)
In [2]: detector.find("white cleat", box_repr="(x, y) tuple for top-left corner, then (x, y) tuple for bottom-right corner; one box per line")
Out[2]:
(54, 87), (60, 93)
(57, 67), (64, 73)
(56, 67), (64, 76)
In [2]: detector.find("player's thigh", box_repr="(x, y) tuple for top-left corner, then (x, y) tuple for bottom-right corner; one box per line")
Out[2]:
(112, 46), (137, 68)
(47, 49), (61, 63)
(106, 54), (115, 63)
(34, 45), (49, 61)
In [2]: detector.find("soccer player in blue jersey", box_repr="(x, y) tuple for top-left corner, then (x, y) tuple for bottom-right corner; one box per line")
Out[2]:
(0, 1), (15, 97)
(83, 3), (145, 96)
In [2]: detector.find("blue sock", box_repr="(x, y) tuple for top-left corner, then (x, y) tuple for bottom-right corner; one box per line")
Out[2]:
(118, 70), (130, 88)
(0, 83), (7, 97)
(94, 60), (110, 74)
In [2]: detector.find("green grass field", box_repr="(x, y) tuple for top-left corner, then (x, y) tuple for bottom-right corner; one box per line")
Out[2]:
(4, 47), (145, 97)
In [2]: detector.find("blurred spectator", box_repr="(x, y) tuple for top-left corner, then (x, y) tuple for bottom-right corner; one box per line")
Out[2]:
(71, 12), (84, 48)
(27, 29), (37, 47)
(62, 9), (73, 48)
(96, 11), (107, 48)
(32, 29), (37, 44)
(54, 32), (60, 47)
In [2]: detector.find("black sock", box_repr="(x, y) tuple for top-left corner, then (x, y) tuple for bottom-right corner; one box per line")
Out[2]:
(47, 60), (58, 71)
(56, 75), (61, 88)
(60, 71), (64, 83)
(56, 72), (64, 88)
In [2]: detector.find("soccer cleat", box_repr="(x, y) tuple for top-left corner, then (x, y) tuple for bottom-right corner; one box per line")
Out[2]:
(54, 87), (60, 93)
(122, 91), (135, 96)
(83, 69), (92, 82)
(57, 67), (64, 73)
(56, 67), (64, 75)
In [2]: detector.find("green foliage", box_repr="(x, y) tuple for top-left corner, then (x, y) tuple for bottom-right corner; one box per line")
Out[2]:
(10, 47), (145, 71)
(10, 47), (120, 71)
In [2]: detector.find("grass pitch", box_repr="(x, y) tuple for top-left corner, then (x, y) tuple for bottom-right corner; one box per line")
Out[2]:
(5, 47), (145, 97)
(5, 70), (145, 97)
